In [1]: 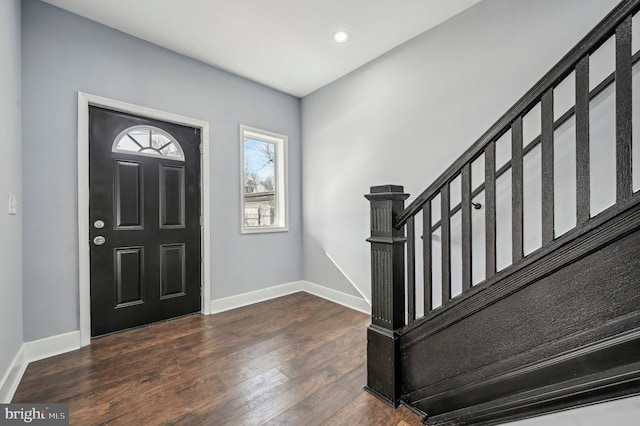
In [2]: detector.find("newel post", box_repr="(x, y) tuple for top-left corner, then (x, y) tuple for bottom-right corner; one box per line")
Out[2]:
(364, 184), (409, 407)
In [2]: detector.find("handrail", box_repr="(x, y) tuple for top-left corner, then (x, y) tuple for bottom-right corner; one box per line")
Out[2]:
(397, 0), (640, 228)
(426, 49), (640, 234)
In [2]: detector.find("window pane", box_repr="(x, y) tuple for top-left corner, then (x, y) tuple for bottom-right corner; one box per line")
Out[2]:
(113, 126), (185, 161)
(160, 143), (180, 158)
(129, 130), (149, 147)
(240, 125), (288, 234)
(244, 139), (276, 227)
(151, 132), (171, 149)
(116, 137), (140, 152)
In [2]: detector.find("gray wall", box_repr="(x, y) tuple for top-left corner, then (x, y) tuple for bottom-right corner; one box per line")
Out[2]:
(22, 0), (302, 341)
(301, 0), (622, 303)
(0, 0), (23, 390)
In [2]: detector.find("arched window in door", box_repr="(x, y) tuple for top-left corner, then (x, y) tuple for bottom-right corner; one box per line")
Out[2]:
(112, 125), (185, 161)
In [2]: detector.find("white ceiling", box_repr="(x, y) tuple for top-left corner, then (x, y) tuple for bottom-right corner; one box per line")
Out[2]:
(40, 0), (482, 98)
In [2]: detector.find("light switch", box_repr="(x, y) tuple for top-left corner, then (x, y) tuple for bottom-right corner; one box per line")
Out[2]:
(8, 193), (17, 215)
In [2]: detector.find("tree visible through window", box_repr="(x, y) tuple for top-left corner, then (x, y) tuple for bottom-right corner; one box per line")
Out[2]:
(240, 126), (288, 233)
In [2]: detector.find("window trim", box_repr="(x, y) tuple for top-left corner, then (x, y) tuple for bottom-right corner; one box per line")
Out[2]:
(239, 125), (289, 234)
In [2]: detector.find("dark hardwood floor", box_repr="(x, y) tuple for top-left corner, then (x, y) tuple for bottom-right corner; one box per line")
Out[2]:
(13, 292), (421, 425)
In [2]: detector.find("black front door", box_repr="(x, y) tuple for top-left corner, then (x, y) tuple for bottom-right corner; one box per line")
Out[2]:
(89, 106), (201, 337)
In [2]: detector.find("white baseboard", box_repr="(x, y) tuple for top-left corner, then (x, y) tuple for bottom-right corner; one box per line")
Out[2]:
(24, 331), (81, 363)
(211, 281), (304, 314)
(210, 280), (371, 315)
(0, 331), (81, 403)
(0, 345), (27, 403)
(301, 281), (371, 314)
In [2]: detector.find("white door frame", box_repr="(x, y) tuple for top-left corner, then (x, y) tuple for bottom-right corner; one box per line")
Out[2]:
(77, 92), (212, 347)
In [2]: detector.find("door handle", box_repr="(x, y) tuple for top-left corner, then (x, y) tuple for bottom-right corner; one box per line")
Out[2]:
(93, 236), (106, 246)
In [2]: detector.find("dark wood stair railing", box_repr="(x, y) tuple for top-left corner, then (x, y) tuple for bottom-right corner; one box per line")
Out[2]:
(365, 0), (640, 424)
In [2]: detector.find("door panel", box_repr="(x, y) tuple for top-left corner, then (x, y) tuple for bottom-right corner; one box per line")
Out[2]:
(160, 243), (186, 299)
(114, 161), (144, 229)
(159, 165), (185, 228)
(89, 106), (201, 337)
(114, 247), (144, 307)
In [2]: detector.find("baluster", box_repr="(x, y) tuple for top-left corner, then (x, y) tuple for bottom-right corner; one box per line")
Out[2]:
(407, 216), (416, 324)
(541, 89), (555, 244)
(423, 202), (432, 314)
(461, 165), (472, 291)
(512, 117), (524, 262)
(485, 142), (496, 279)
(576, 56), (591, 225)
(616, 16), (633, 203)
(441, 184), (451, 303)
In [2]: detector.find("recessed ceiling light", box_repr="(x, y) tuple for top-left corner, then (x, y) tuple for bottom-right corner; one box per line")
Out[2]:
(334, 31), (351, 43)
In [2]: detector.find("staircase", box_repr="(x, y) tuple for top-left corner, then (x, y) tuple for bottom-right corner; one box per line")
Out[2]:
(365, 1), (640, 424)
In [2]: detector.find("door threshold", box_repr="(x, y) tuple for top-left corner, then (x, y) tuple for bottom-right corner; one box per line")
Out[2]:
(91, 311), (201, 340)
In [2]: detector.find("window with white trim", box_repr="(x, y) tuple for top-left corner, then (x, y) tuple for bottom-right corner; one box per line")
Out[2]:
(240, 125), (288, 233)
